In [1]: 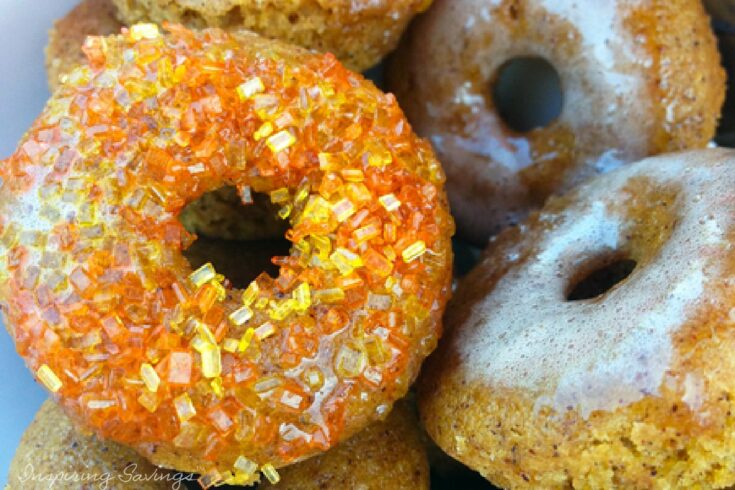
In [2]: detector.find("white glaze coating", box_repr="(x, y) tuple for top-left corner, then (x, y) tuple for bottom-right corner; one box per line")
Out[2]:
(456, 150), (735, 418)
(439, 0), (652, 177)
(388, 0), (720, 241)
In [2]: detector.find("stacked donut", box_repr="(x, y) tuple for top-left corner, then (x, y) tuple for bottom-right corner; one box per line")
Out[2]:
(4, 0), (735, 489)
(4, 7), (452, 489)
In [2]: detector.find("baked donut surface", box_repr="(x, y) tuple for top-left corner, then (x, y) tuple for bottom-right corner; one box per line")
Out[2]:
(388, 0), (726, 243)
(110, 0), (431, 72)
(8, 400), (182, 490)
(1, 25), (453, 482)
(8, 399), (428, 489)
(420, 148), (735, 488)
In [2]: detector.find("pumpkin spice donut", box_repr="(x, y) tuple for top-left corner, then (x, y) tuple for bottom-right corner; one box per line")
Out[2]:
(420, 148), (735, 488)
(9, 399), (429, 489)
(110, 0), (431, 72)
(0, 24), (453, 485)
(387, 0), (726, 243)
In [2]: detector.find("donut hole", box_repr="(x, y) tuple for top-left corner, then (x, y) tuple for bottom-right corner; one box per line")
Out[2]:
(565, 256), (637, 301)
(492, 57), (563, 132)
(179, 186), (291, 288)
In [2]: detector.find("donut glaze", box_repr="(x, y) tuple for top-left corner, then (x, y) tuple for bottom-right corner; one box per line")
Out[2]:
(420, 149), (735, 488)
(388, 0), (726, 243)
(0, 25), (453, 482)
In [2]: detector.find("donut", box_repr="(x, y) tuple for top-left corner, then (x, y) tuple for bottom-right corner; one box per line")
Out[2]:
(109, 0), (431, 72)
(387, 0), (726, 243)
(259, 400), (430, 489)
(419, 148), (735, 488)
(0, 24), (453, 482)
(9, 399), (429, 489)
(9, 400), (185, 490)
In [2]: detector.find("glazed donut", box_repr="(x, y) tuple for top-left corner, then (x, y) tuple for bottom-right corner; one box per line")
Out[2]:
(9, 399), (429, 489)
(420, 148), (735, 488)
(110, 0), (431, 72)
(0, 24), (453, 483)
(387, 0), (726, 243)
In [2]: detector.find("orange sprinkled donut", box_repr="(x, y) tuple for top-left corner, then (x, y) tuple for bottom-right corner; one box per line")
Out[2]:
(0, 24), (453, 485)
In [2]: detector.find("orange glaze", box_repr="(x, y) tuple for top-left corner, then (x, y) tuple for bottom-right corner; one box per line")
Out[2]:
(0, 24), (453, 485)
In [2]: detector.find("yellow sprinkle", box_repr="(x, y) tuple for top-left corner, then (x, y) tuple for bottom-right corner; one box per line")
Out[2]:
(37, 364), (62, 392)
(173, 393), (197, 422)
(292, 283), (311, 311)
(269, 187), (290, 204)
(198, 469), (223, 489)
(331, 198), (356, 222)
(195, 321), (217, 345)
(294, 184), (309, 204)
(129, 23), (160, 41)
(137, 391), (160, 413)
(236, 77), (265, 100)
(238, 327), (255, 352)
(266, 130), (296, 153)
(402, 240), (427, 263)
(253, 121), (274, 141)
(269, 299), (295, 321)
(211, 280), (226, 302)
(225, 473), (257, 486)
(301, 195), (332, 223)
(353, 223), (381, 244)
(367, 149), (393, 167)
(314, 288), (345, 303)
(294, 239), (310, 256)
(318, 152), (342, 171)
(312, 235), (332, 258)
(341, 168), (364, 182)
(378, 193), (401, 212)
(210, 377), (225, 398)
(334, 344), (367, 378)
(223, 338), (239, 353)
(189, 263), (216, 287)
(304, 367), (324, 388)
(255, 322), (277, 340)
(140, 362), (160, 392)
(234, 455), (259, 475)
(200, 344), (222, 378)
(261, 464), (280, 484)
(228, 306), (253, 326)
(277, 204), (292, 219)
(242, 281), (260, 306)
(191, 336), (210, 354)
(330, 248), (363, 276)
